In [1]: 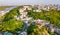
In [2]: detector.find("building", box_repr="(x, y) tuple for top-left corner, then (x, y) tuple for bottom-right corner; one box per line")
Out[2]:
(19, 8), (28, 18)
(57, 5), (60, 10)
(33, 10), (42, 12)
(21, 17), (32, 23)
(32, 19), (49, 28)
(33, 5), (42, 12)
(42, 5), (50, 10)
(23, 5), (32, 10)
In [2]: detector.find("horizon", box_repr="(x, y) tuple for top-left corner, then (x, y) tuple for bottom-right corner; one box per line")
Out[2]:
(0, 0), (60, 6)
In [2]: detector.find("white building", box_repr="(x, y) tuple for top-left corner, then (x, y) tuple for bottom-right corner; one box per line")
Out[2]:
(42, 5), (50, 11)
(19, 8), (28, 18)
(33, 9), (42, 12)
(23, 5), (32, 10)
(21, 17), (32, 23)
(58, 5), (60, 10)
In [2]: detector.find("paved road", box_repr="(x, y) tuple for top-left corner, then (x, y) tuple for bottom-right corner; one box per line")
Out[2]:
(22, 22), (28, 32)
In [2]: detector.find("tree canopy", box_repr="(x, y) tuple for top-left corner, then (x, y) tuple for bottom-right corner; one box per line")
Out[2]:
(27, 10), (60, 27)
(27, 24), (49, 35)
(0, 7), (24, 33)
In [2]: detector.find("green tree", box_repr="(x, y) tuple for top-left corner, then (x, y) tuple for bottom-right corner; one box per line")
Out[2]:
(27, 9), (60, 27)
(27, 24), (49, 35)
(1, 18), (24, 33)
(0, 6), (24, 34)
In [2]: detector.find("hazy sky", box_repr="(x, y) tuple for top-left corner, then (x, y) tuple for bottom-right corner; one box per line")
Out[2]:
(0, 0), (60, 6)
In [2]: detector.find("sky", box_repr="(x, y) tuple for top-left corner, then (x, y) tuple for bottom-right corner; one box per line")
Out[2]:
(0, 0), (60, 6)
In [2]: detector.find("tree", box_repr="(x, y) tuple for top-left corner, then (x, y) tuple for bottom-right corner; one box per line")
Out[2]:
(0, 6), (24, 34)
(3, 8), (20, 22)
(27, 24), (49, 35)
(0, 24), (3, 31)
(1, 18), (24, 33)
(27, 9), (60, 27)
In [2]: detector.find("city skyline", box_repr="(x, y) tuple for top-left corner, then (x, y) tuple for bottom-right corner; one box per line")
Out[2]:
(0, 0), (60, 6)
